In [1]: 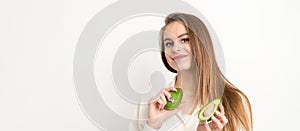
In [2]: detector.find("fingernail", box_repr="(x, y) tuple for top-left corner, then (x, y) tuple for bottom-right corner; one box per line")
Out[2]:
(160, 107), (164, 111)
(160, 105), (164, 110)
(172, 87), (177, 91)
(204, 120), (208, 125)
(169, 97), (174, 102)
(211, 115), (215, 119)
(215, 110), (220, 115)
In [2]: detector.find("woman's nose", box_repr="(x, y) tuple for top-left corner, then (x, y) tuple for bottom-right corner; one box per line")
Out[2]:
(172, 41), (183, 52)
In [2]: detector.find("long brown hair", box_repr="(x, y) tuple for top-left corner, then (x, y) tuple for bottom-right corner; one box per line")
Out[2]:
(159, 13), (253, 131)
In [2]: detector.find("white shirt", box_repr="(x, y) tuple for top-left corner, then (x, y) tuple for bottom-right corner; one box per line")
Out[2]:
(129, 77), (201, 131)
(129, 77), (249, 131)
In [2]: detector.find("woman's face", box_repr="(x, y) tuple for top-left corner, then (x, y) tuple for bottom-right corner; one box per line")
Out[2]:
(163, 21), (193, 72)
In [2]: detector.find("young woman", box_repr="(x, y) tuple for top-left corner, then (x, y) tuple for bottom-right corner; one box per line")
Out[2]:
(132, 13), (252, 131)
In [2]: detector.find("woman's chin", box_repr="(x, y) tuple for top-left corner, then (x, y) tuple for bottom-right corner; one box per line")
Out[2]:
(175, 65), (192, 72)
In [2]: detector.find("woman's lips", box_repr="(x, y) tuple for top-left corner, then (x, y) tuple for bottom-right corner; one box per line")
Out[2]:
(172, 55), (188, 61)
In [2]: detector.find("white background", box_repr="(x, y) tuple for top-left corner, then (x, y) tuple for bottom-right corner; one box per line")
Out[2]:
(1, 0), (299, 130)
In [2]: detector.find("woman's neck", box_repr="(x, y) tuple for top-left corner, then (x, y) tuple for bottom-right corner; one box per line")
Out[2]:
(175, 70), (198, 115)
(175, 70), (197, 100)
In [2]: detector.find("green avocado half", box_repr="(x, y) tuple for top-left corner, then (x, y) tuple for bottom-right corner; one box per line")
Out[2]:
(198, 98), (222, 122)
(164, 88), (183, 110)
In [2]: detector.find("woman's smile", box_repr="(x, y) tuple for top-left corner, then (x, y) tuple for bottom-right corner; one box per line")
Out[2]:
(172, 54), (188, 62)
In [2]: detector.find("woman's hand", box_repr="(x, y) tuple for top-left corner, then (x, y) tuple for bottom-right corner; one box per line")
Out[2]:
(197, 103), (228, 131)
(146, 86), (184, 129)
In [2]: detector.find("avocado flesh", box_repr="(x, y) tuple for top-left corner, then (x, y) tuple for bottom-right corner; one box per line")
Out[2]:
(164, 88), (183, 110)
(198, 98), (222, 122)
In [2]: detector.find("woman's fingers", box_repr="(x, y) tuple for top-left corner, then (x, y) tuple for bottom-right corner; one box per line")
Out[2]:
(197, 121), (211, 131)
(203, 122), (212, 131)
(148, 92), (162, 104)
(149, 88), (169, 103)
(219, 103), (225, 114)
(149, 86), (178, 110)
(208, 107), (228, 130)
(157, 97), (165, 110)
(165, 86), (177, 92)
(163, 90), (173, 102)
(216, 103), (228, 124)
(160, 95), (167, 109)
(157, 86), (176, 103)
(197, 103), (228, 131)
(211, 116), (223, 129)
(215, 110), (228, 125)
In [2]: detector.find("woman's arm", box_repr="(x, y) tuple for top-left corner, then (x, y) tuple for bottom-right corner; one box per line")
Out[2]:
(128, 101), (158, 131)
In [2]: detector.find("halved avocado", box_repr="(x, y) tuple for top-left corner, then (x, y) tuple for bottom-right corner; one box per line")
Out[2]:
(198, 98), (222, 122)
(164, 88), (183, 110)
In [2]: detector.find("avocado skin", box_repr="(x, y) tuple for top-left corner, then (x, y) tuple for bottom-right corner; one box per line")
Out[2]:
(164, 88), (183, 110)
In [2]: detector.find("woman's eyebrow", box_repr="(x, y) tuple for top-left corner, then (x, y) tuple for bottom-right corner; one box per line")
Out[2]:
(177, 33), (188, 38)
(163, 38), (172, 41)
(163, 33), (188, 41)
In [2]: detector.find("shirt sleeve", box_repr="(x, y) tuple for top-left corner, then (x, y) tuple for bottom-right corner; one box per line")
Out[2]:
(128, 120), (158, 131)
(141, 122), (159, 131)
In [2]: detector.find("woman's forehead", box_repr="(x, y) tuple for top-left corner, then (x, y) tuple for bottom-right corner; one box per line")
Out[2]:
(163, 21), (187, 38)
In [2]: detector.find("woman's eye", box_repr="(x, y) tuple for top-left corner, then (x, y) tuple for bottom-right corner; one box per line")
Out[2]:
(181, 38), (189, 43)
(164, 42), (173, 47)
